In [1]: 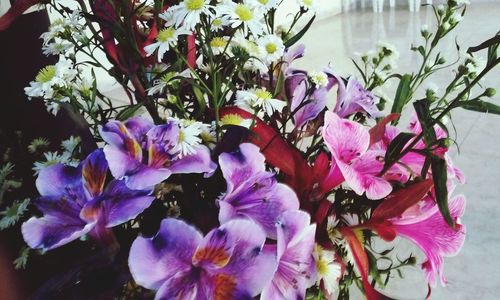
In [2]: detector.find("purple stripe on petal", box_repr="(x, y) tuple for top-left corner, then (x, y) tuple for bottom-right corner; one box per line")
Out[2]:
(81, 180), (155, 227)
(81, 149), (108, 198)
(128, 218), (203, 290)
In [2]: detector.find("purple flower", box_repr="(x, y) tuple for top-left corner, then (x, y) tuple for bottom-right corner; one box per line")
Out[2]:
(217, 143), (300, 239)
(128, 218), (277, 299)
(99, 117), (216, 190)
(285, 68), (337, 128)
(22, 149), (155, 251)
(333, 76), (382, 118)
(262, 210), (317, 299)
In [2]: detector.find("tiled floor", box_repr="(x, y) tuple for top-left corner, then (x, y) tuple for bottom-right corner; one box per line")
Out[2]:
(296, 3), (500, 299)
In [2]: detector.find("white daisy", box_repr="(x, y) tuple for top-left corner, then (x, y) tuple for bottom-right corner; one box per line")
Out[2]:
(173, 119), (204, 157)
(219, 114), (253, 128)
(219, 1), (264, 36)
(308, 71), (329, 88)
(144, 27), (192, 62)
(210, 36), (230, 55)
(169, 0), (214, 30)
(61, 136), (81, 154)
(25, 58), (78, 100)
(209, 15), (229, 32)
(230, 31), (268, 73)
(236, 87), (286, 116)
(314, 245), (342, 295)
(256, 34), (285, 65)
(247, 0), (278, 12)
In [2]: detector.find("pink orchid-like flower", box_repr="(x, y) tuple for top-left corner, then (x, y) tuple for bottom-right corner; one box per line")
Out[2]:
(322, 111), (392, 200)
(390, 194), (466, 287)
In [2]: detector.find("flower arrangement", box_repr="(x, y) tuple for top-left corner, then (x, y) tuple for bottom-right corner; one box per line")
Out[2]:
(1, 0), (499, 298)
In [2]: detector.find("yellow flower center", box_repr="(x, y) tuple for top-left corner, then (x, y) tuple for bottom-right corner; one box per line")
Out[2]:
(265, 43), (277, 54)
(185, 0), (205, 10)
(235, 4), (253, 21)
(210, 37), (227, 48)
(221, 114), (245, 126)
(157, 28), (176, 42)
(316, 258), (329, 276)
(35, 66), (57, 83)
(178, 130), (185, 143)
(212, 19), (223, 27)
(255, 89), (272, 100)
(303, 0), (313, 7)
(258, 0), (269, 4)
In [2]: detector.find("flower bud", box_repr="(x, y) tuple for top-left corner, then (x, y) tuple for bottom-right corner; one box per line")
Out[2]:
(485, 88), (496, 98)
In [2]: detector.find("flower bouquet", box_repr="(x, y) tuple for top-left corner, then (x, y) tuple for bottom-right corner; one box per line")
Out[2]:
(1, 0), (499, 298)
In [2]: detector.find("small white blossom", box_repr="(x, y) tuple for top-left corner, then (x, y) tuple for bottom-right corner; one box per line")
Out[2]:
(210, 36), (230, 55)
(236, 87), (286, 116)
(308, 71), (329, 88)
(144, 26), (191, 62)
(256, 34), (285, 65)
(219, 1), (265, 36)
(314, 245), (342, 296)
(169, 0), (214, 30)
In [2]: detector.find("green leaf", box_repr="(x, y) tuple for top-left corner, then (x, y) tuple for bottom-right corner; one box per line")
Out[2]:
(461, 100), (500, 114)
(13, 246), (30, 270)
(413, 99), (437, 145)
(193, 85), (207, 117)
(284, 15), (316, 48)
(0, 198), (30, 230)
(390, 74), (412, 123)
(383, 132), (416, 169)
(431, 156), (454, 227)
(116, 103), (144, 121)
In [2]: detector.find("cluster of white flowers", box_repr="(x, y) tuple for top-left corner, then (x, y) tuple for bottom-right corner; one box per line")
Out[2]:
(144, 0), (286, 74)
(32, 136), (81, 174)
(40, 10), (83, 57)
(24, 58), (79, 114)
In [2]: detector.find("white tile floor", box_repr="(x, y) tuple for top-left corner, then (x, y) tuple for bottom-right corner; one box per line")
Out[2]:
(296, 3), (500, 299)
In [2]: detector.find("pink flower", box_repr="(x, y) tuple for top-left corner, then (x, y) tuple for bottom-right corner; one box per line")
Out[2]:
(322, 111), (392, 199)
(390, 195), (466, 286)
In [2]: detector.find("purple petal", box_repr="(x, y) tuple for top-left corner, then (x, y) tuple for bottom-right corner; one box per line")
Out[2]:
(81, 180), (155, 227)
(81, 149), (108, 198)
(218, 143), (265, 192)
(192, 226), (235, 270)
(103, 144), (142, 179)
(262, 210), (317, 299)
(35, 163), (81, 197)
(124, 165), (172, 190)
(293, 87), (328, 128)
(99, 120), (143, 161)
(22, 215), (94, 251)
(220, 219), (278, 297)
(169, 145), (217, 176)
(154, 274), (205, 300)
(334, 77), (382, 118)
(128, 218), (203, 290)
(218, 173), (299, 239)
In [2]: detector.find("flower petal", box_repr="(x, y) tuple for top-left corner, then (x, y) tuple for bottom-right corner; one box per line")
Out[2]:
(81, 149), (108, 198)
(218, 143), (265, 192)
(81, 180), (155, 227)
(128, 218), (203, 290)
(169, 145), (217, 176)
(22, 215), (94, 251)
(35, 163), (81, 197)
